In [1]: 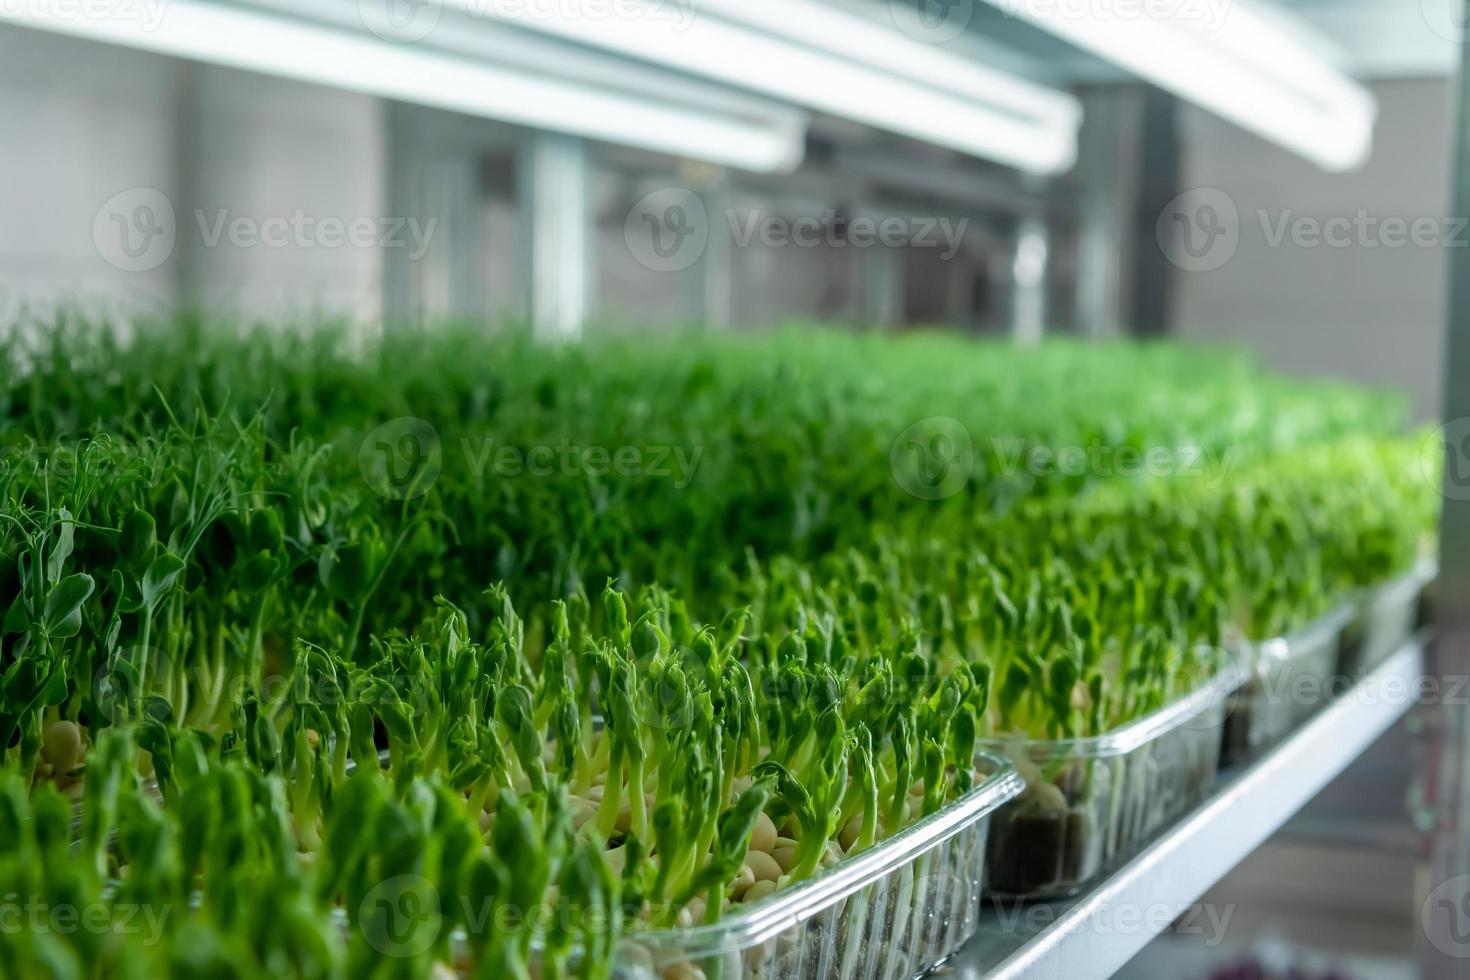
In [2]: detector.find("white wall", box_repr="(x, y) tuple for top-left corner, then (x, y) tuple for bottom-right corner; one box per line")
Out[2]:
(176, 65), (385, 324)
(0, 23), (1011, 336)
(0, 23), (385, 328)
(1170, 78), (1454, 420)
(0, 26), (180, 322)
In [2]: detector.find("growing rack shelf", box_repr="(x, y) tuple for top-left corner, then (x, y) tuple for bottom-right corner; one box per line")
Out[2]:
(955, 639), (1427, 980)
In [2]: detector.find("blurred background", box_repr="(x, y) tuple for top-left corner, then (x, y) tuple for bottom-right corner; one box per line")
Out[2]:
(1, 1), (1466, 976)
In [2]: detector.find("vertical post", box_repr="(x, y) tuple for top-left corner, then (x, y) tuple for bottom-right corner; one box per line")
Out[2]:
(522, 131), (591, 341)
(1074, 87), (1140, 340)
(859, 238), (904, 329)
(1129, 87), (1180, 337)
(1012, 213), (1049, 345)
(1425, 18), (1470, 978)
(691, 167), (733, 329)
(1074, 85), (1178, 339)
(384, 102), (487, 325)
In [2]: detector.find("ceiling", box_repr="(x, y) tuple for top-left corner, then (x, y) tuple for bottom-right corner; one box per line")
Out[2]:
(866, 0), (1460, 82)
(1276, 0), (1459, 77)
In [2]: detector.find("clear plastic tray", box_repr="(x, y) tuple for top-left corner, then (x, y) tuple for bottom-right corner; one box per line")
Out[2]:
(1220, 605), (1353, 767)
(612, 751), (1024, 980)
(981, 655), (1247, 901)
(1339, 560), (1437, 677)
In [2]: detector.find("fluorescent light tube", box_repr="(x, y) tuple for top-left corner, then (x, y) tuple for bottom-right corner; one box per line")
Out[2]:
(980, 0), (1375, 171)
(695, 0), (1081, 133)
(0, 0), (807, 173)
(452, 0), (1081, 174)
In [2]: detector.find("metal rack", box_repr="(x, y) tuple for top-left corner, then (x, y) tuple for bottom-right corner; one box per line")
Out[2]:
(1424, 6), (1470, 975)
(947, 640), (1430, 978)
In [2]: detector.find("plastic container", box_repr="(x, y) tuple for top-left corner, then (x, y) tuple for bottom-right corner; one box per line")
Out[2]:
(981, 655), (1247, 901)
(1220, 606), (1353, 767)
(1339, 560), (1437, 677)
(612, 751), (1024, 980)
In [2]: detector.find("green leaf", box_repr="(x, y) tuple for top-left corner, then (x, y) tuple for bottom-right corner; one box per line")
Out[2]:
(2, 594), (30, 635)
(119, 508), (158, 571)
(41, 573), (95, 639)
(44, 509), (76, 587)
(239, 550), (280, 593)
(140, 554), (186, 612)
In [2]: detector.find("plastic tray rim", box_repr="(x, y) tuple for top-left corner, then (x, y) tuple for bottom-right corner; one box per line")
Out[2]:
(977, 646), (1251, 760)
(614, 748), (1024, 960)
(1255, 602), (1355, 665)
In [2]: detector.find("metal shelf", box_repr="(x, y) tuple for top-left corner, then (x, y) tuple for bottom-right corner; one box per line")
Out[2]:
(949, 640), (1427, 980)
